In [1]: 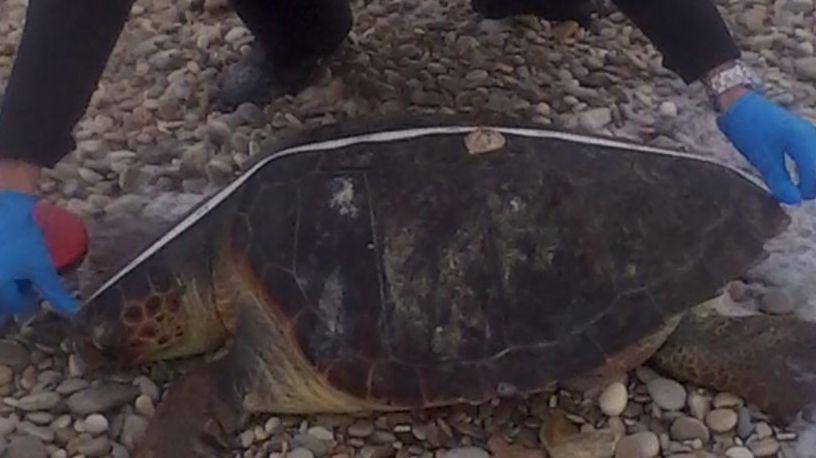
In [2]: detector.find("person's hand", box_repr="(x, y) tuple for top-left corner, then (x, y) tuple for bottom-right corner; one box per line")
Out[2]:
(0, 191), (78, 318)
(717, 90), (816, 205)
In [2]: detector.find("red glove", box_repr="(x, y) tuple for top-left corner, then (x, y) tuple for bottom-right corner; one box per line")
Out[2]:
(33, 201), (88, 272)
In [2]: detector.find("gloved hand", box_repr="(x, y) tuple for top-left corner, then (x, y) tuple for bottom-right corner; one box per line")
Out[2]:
(0, 191), (77, 318)
(718, 91), (816, 205)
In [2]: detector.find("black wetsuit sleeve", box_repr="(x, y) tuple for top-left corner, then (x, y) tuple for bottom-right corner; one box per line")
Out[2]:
(0, 0), (134, 168)
(612, 0), (741, 83)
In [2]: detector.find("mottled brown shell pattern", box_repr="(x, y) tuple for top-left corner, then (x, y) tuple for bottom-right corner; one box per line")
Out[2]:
(227, 129), (784, 408)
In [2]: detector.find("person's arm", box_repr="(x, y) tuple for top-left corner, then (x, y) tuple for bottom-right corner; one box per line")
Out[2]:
(610, 0), (740, 86)
(0, 0), (135, 171)
(0, 159), (40, 194)
(613, 0), (816, 205)
(0, 0), (133, 317)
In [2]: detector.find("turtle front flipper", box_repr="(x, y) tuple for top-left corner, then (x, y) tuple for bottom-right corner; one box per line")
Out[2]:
(650, 304), (816, 423)
(134, 359), (242, 458)
(133, 303), (264, 458)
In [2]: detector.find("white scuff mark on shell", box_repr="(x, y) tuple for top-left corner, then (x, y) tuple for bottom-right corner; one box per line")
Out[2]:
(465, 128), (506, 155)
(509, 197), (524, 212)
(497, 383), (520, 398)
(318, 268), (344, 335)
(329, 177), (359, 218)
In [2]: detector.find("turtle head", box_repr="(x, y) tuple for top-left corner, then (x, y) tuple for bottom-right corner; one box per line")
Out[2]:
(72, 256), (231, 370)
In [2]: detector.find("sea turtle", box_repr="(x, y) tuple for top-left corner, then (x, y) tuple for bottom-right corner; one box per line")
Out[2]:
(68, 117), (812, 457)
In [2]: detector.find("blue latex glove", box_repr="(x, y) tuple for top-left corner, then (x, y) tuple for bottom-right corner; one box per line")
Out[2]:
(718, 91), (816, 205)
(0, 191), (77, 318)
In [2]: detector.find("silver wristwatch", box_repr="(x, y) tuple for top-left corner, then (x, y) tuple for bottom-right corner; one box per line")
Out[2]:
(703, 60), (763, 111)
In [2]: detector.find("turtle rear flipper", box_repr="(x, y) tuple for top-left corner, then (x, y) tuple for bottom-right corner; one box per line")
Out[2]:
(651, 305), (816, 423)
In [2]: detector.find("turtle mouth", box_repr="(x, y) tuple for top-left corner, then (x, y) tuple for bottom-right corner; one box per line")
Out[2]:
(70, 317), (142, 371)
(73, 336), (144, 372)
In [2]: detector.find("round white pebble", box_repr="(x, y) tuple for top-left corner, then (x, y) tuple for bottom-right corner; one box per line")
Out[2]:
(83, 414), (109, 435)
(706, 409), (738, 433)
(659, 101), (678, 117)
(599, 382), (628, 417)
